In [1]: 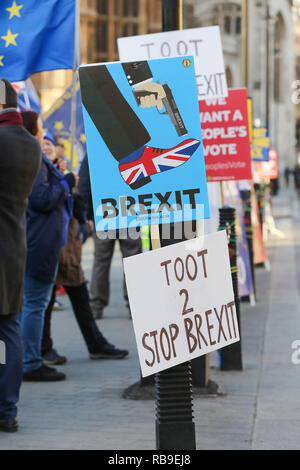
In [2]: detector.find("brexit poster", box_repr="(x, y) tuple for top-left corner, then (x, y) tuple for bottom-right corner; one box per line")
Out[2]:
(79, 57), (210, 235)
(118, 26), (228, 101)
(199, 89), (252, 182)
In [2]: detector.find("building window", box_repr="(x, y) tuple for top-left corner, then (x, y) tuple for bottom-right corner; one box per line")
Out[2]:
(224, 16), (231, 34)
(133, 0), (139, 17)
(92, 0), (161, 63)
(132, 22), (138, 36)
(97, 0), (107, 14)
(87, 20), (96, 62)
(213, 3), (241, 36)
(226, 66), (233, 88)
(96, 21), (107, 52)
(236, 17), (241, 35)
(114, 0), (120, 15)
(122, 0), (139, 17)
(123, 0), (129, 16)
(122, 23), (129, 36)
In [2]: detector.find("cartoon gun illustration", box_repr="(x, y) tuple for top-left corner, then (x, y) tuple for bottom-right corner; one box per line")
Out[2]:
(133, 82), (188, 137)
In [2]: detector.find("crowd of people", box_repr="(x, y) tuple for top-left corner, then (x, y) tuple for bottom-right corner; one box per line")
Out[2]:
(0, 79), (140, 433)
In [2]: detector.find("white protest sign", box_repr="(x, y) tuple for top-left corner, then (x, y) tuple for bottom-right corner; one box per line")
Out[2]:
(117, 26), (228, 101)
(124, 230), (239, 377)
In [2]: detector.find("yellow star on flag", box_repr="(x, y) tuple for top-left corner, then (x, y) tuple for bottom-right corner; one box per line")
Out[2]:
(54, 121), (64, 131)
(0, 57), (4, 67)
(6, 1), (23, 19)
(1, 29), (18, 47)
(80, 134), (86, 143)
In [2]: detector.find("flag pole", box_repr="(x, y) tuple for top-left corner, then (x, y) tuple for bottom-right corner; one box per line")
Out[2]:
(23, 87), (31, 110)
(70, 0), (80, 171)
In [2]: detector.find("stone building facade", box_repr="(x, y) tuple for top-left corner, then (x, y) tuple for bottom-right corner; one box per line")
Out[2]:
(184, 0), (296, 171)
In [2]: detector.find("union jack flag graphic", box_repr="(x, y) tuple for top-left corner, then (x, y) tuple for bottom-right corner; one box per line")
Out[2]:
(119, 138), (200, 188)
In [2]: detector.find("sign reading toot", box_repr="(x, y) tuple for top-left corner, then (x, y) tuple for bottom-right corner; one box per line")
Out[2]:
(123, 231), (240, 377)
(118, 26), (228, 101)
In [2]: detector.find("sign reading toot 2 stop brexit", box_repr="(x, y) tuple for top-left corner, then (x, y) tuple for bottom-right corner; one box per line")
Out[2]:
(123, 231), (240, 377)
(199, 89), (252, 182)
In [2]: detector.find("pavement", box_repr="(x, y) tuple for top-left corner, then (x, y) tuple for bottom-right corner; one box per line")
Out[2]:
(1, 186), (300, 450)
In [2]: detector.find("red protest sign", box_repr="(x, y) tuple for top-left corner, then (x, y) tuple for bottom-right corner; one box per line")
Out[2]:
(199, 88), (252, 182)
(255, 149), (278, 180)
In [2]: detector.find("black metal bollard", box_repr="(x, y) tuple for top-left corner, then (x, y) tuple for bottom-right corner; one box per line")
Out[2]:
(155, 362), (196, 450)
(254, 183), (265, 231)
(156, 0), (196, 449)
(218, 207), (243, 371)
(241, 189), (256, 299)
(153, 220), (197, 449)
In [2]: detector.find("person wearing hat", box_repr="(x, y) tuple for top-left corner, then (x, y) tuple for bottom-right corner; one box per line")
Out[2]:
(41, 131), (57, 160)
(19, 117), (76, 382)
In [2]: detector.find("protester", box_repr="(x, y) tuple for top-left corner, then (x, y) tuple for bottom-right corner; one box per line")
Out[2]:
(78, 155), (142, 320)
(20, 112), (76, 382)
(55, 134), (66, 159)
(54, 133), (71, 171)
(0, 81), (41, 432)
(43, 133), (68, 305)
(41, 191), (129, 364)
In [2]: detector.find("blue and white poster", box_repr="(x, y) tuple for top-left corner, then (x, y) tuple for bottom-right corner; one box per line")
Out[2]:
(79, 56), (210, 233)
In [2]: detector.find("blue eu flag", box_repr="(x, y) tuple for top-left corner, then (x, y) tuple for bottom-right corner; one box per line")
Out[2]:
(43, 80), (86, 170)
(0, 0), (76, 82)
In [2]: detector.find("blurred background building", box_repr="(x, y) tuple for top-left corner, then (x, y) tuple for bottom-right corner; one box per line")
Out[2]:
(32, 0), (300, 170)
(184, 0), (296, 172)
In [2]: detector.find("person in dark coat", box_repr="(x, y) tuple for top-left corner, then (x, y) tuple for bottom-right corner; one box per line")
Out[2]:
(78, 154), (142, 319)
(20, 113), (76, 382)
(41, 193), (129, 363)
(0, 80), (41, 432)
